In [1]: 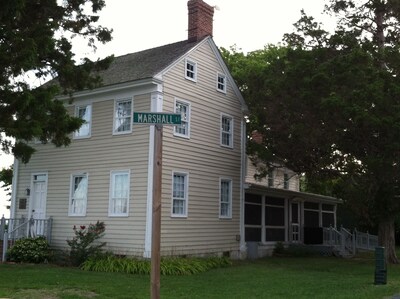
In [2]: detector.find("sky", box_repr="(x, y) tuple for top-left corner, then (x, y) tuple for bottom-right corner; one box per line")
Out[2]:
(0, 0), (336, 217)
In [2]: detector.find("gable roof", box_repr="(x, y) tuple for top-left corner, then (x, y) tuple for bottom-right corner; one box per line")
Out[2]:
(96, 39), (203, 87)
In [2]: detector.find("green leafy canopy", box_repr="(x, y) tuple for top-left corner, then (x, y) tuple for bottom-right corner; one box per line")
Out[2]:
(0, 0), (113, 163)
(222, 0), (400, 263)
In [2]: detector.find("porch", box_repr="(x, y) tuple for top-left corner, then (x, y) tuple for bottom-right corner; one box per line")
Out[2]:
(0, 216), (53, 262)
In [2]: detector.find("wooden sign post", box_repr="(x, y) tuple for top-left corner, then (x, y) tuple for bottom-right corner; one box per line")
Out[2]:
(133, 112), (181, 299)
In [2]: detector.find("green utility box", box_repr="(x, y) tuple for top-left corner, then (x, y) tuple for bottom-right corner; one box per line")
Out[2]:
(374, 247), (387, 285)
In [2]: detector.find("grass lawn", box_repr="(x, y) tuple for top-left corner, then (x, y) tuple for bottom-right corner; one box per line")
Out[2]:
(1, 253), (400, 299)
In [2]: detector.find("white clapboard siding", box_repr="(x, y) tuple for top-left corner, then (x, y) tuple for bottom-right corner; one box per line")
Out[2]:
(15, 92), (152, 255)
(158, 41), (243, 255)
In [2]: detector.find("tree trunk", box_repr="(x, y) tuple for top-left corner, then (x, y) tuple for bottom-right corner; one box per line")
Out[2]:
(378, 219), (399, 264)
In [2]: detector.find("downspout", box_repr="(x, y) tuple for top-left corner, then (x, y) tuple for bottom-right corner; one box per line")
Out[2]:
(239, 117), (247, 258)
(10, 158), (19, 219)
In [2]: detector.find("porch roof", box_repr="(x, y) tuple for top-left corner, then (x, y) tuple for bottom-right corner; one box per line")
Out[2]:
(244, 183), (342, 204)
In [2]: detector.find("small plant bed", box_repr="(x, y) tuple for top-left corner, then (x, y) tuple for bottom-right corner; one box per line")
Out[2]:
(81, 255), (232, 275)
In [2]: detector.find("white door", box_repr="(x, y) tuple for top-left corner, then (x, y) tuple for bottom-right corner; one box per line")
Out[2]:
(30, 174), (47, 236)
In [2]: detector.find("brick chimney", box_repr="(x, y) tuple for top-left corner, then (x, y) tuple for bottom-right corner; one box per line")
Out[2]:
(187, 0), (214, 42)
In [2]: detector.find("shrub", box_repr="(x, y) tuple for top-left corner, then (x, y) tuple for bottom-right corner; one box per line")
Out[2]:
(273, 241), (285, 255)
(7, 236), (50, 263)
(81, 255), (232, 275)
(66, 221), (106, 266)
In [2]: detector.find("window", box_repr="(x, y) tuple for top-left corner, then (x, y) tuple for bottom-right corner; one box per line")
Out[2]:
(174, 99), (191, 138)
(220, 114), (233, 148)
(185, 59), (197, 82)
(267, 169), (274, 187)
(114, 98), (132, 134)
(69, 174), (88, 216)
(74, 104), (91, 138)
(284, 173), (289, 189)
(109, 170), (130, 216)
(172, 172), (188, 217)
(217, 73), (227, 93)
(220, 178), (232, 218)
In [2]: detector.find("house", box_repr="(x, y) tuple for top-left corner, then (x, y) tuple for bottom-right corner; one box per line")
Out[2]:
(6, 0), (340, 259)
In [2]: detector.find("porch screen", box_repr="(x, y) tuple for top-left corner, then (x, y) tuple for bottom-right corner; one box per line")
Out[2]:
(245, 194), (262, 242)
(265, 197), (285, 242)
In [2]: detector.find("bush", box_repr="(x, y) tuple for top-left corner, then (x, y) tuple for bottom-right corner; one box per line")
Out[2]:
(81, 255), (232, 275)
(66, 221), (106, 266)
(7, 236), (50, 263)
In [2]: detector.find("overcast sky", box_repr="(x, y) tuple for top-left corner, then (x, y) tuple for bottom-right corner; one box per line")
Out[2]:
(0, 0), (336, 217)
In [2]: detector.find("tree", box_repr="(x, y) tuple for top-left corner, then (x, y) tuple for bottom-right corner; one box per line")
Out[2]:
(0, 0), (113, 163)
(222, 0), (400, 263)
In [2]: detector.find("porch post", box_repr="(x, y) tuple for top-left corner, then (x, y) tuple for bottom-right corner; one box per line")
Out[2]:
(46, 217), (53, 244)
(2, 231), (8, 262)
(0, 216), (5, 240)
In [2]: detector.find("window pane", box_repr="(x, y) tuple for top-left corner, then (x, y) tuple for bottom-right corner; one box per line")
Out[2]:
(115, 100), (132, 132)
(304, 210), (319, 227)
(304, 202), (319, 210)
(266, 228), (285, 242)
(221, 116), (232, 146)
(245, 227), (262, 242)
(245, 203), (262, 225)
(71, 175), (87, 215)
(322, 204), (335, 211)
(265, 197), (284, 206)
(265, 206), (285, 226)
(245, 193), (262, 204)
(75, 105), (91, 137)
(110, 172), (129, 215)
(173, 174), (187, 216)
(322, 212), (335, 227)
(220, 179), (231, 217)
(175, 101), (189, 136)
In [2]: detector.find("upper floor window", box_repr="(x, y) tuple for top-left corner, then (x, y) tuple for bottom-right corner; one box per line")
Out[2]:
(109, 170), (130, 217)
(114, 98), (132, 134)
(185, 59), (197, 82)
(172, 172), (188, 217)
(220, 114), (233, 148)
(267, 169), (274, 187)
(74, 104), (91, 138)
(220, 178), (232, 218)
(69, 173), (88, 216)
(217, 73), (227, 93)
(174, 99), (191, 138)
(284, 173), (290, 189)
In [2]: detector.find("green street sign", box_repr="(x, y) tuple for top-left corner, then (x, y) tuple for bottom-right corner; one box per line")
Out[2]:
(133, 112), (181, 125)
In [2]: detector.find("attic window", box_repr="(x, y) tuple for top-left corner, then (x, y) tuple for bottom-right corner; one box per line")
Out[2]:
(185, 59), (197, 82)
(217, 73), (226, 93)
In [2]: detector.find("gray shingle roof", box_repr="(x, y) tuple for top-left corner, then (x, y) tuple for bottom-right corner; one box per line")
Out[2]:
(97, 39), (203, 87)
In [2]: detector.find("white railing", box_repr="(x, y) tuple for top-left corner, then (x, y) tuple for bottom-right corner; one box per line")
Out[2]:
(323, 226), (378, 256)
(1, 216), (53, 262)
(354, 229), (378, 250)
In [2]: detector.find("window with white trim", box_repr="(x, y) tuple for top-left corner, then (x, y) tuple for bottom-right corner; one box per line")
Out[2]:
(220, 114), (233, 148)
(267, 169), (274, 187)
(69, 173), (88, 216)
(217, 73), (227, 93)
(185, 59), (197, 82)
(74, 104), (91, 138)
(220, 178), (232, 218)
(174, 99), (190, 137)
(109, 170), (130, 216)
(114, 98), (132, 134)
(172, 172), (188, 217)
(284, 173), (289, 189)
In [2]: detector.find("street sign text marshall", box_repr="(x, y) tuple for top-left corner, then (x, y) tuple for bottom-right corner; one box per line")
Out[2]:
(133, 112), (181, 125)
